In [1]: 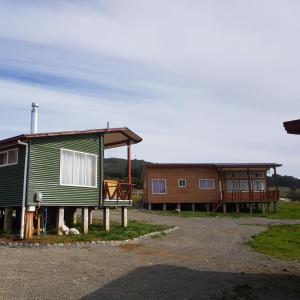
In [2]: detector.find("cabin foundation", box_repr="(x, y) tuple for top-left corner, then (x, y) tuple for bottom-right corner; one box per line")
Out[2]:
(89, 209), (93, 225)
(103, 207), (110, 231)
(56, 207), (64, 236)
(81, 208), (89, 234)
(122, 207), (128, 227)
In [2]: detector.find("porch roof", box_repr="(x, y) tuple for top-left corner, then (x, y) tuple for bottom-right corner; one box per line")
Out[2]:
(283, 119), (300, 134)
(0, 127), (142, 149)
(145, 163), (281, 170)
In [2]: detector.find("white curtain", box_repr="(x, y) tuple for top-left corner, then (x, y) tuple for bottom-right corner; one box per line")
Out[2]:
(152, 180), (166, 194)
(61, 150), (74, 185)
(74, 152), (86, 186)
(86, 155), (97, 187)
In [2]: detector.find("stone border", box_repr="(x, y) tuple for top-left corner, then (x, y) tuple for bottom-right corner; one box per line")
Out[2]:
(0, 226), (179, 249)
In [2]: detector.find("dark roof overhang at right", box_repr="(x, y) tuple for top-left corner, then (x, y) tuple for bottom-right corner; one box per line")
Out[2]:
(284, 119), (300, 134)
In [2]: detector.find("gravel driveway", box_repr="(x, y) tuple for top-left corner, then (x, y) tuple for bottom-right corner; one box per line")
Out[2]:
(0, 209), (299, 300)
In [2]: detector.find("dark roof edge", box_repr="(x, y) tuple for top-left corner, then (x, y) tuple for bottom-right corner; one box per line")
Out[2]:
(145, 163), (282, 169)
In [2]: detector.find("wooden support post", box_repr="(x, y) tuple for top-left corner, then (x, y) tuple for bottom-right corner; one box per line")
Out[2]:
(72, 208), (78, 225)
(89, 209), (93, 225)
(177, 203), (181, 211)
(223, 203), (226, 213)
(236, 203), (240, 213)
(122, 207), (128, 228)
(127, 143), (132, 184)
(103, 207), (110, 231)
(148, 204), (152, 211)
(56, 207), (64, 236)
(262, 203), (266, 214)
(249, 204), (253, 214)
(192, 203), (195, 212)
(81, 208), (89, 234)
(163, 203), (167, 211)
(3, 208), (13, 233)
(206, 204), (210, 212)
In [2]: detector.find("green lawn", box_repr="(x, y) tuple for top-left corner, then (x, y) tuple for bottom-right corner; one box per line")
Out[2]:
(249, 225), (300, 261)
(152, 201), (300, 219)
(0, 221), (170, 244)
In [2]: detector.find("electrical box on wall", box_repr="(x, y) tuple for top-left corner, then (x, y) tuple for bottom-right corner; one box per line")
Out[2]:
(35, 192), (43, 203)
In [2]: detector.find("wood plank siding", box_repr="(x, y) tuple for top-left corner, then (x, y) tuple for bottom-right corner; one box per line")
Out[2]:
(27, 134), (104, 207)
(0, 146), (25, 207)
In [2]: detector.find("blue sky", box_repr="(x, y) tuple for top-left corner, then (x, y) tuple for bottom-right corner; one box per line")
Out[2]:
(0, 0), (299, 176)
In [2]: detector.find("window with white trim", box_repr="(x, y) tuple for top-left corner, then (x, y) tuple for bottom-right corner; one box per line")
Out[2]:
(60, 149), (97, 188)
(227, 180), (239, 191)
(178, 179), (186, 188)
(152, 179), (167, 194)
(199, 179), (215, 189)
(0, 149), (18, 167)
(253, 180), (265, 191)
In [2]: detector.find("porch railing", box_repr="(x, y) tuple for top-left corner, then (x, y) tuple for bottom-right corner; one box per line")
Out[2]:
(103, 180), (134, 201)
(222, 190), (279, 203)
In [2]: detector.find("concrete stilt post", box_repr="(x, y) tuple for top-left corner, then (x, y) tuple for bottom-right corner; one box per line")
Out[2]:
(177, 203), (181, 211)
(71, 208), (77, 225)
(222, 203), (226, 213)
(192, 203), (195, 212)
(56, 207), (65, 236)
(122, 207), (128, 228)
(249, 204), (253, 214)
(81, 208), (89, 234)
(206, 204), (210, 212)
(148, 204), (152, 211)
(236, 203), (240, 213)
(89, 209), (93, 225)
(3, 208), (13, 233)
(262, 203), (266, 214)
(163, 203), (167, 211)
(103, 207), (110, 231)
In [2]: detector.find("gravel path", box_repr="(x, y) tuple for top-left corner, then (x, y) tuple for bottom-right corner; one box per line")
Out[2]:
(0, 209), (299, 299)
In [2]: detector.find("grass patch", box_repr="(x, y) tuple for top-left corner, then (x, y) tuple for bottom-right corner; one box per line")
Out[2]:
(152, 202), (300, 219)
(249, 224), (300, 261)
(0, 221), (171, 244)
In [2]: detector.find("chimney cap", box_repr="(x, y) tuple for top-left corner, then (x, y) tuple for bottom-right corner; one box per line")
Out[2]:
(32, 102), (39, 108)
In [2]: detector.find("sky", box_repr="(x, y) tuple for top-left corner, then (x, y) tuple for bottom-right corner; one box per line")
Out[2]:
(0, 0), (299, 177)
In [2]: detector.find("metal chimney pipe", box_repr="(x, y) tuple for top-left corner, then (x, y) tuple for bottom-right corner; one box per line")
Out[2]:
(31, 102), (39, 134)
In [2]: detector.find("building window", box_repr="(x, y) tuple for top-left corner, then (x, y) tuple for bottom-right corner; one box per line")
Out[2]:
(240, 180), (249, 191)
(152, 179), (167, 194)
(60, 149), (97, 188)
(0, 149), (18, 167)
(178, 179), (186, 188)
(253, 180), (265, 191)
(199, 179), (215, 189)
(227, 180), (239, 191)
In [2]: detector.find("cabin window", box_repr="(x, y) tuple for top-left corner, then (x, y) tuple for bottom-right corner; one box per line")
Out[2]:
(240, 180), (249, 191)
(227, 180), (239, 191)
(178, 179), (186, 188)
(0, 149), (18, 167)
(253, 180), (265, 191)
(199, 179), (214, 189)
(60, 149), (97, 188)
(152, 179), (167, 194)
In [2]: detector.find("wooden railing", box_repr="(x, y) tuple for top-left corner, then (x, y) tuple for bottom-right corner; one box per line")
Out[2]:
(222, 190), (279, 203)
(103, 181), (134, 201)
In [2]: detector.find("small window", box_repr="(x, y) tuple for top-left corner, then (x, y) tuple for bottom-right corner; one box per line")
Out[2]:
(240, 180), (249, 191)
(60, 149), (97, 188)
(199, 179), (215, 189)
(253, 180), (265, 191)
(0, 149), (18, 167)
(152, 179), (167, 194)
(178, 179), (186, 188)
(227, 180), (239, 191)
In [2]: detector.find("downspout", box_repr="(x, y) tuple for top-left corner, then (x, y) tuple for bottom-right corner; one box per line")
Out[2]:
(18, 140), (29, 239)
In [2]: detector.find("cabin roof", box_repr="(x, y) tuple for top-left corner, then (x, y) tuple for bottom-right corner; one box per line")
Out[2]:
(145, 163), (281, 169)
(283, 119), (300, 134)
(0, 127), (142, 149)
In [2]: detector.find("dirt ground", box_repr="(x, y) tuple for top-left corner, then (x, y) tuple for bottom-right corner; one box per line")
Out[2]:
(0, 209), (299, 300)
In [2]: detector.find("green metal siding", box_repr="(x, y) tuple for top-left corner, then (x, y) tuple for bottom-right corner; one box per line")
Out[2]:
(27, 134), (103, 207)
(0, 146), (25, 207)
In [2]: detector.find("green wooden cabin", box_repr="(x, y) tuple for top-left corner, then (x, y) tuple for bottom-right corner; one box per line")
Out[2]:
(0, 128), (142, 237)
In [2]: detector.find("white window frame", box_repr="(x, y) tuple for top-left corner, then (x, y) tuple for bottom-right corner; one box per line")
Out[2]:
(178, 179), (186, 188)
(227, 179), (239, 191)
(0, 148), (18, 168)
(59, 148), (98, 188)
(239, 180), (249, 192)
(253, 179), (266, 192)
(152, 179), (167, 194)
(199, 179), (215, 190)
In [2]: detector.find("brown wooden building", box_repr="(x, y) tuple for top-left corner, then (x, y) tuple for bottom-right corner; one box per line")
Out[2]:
(143, 163), (281, 213)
